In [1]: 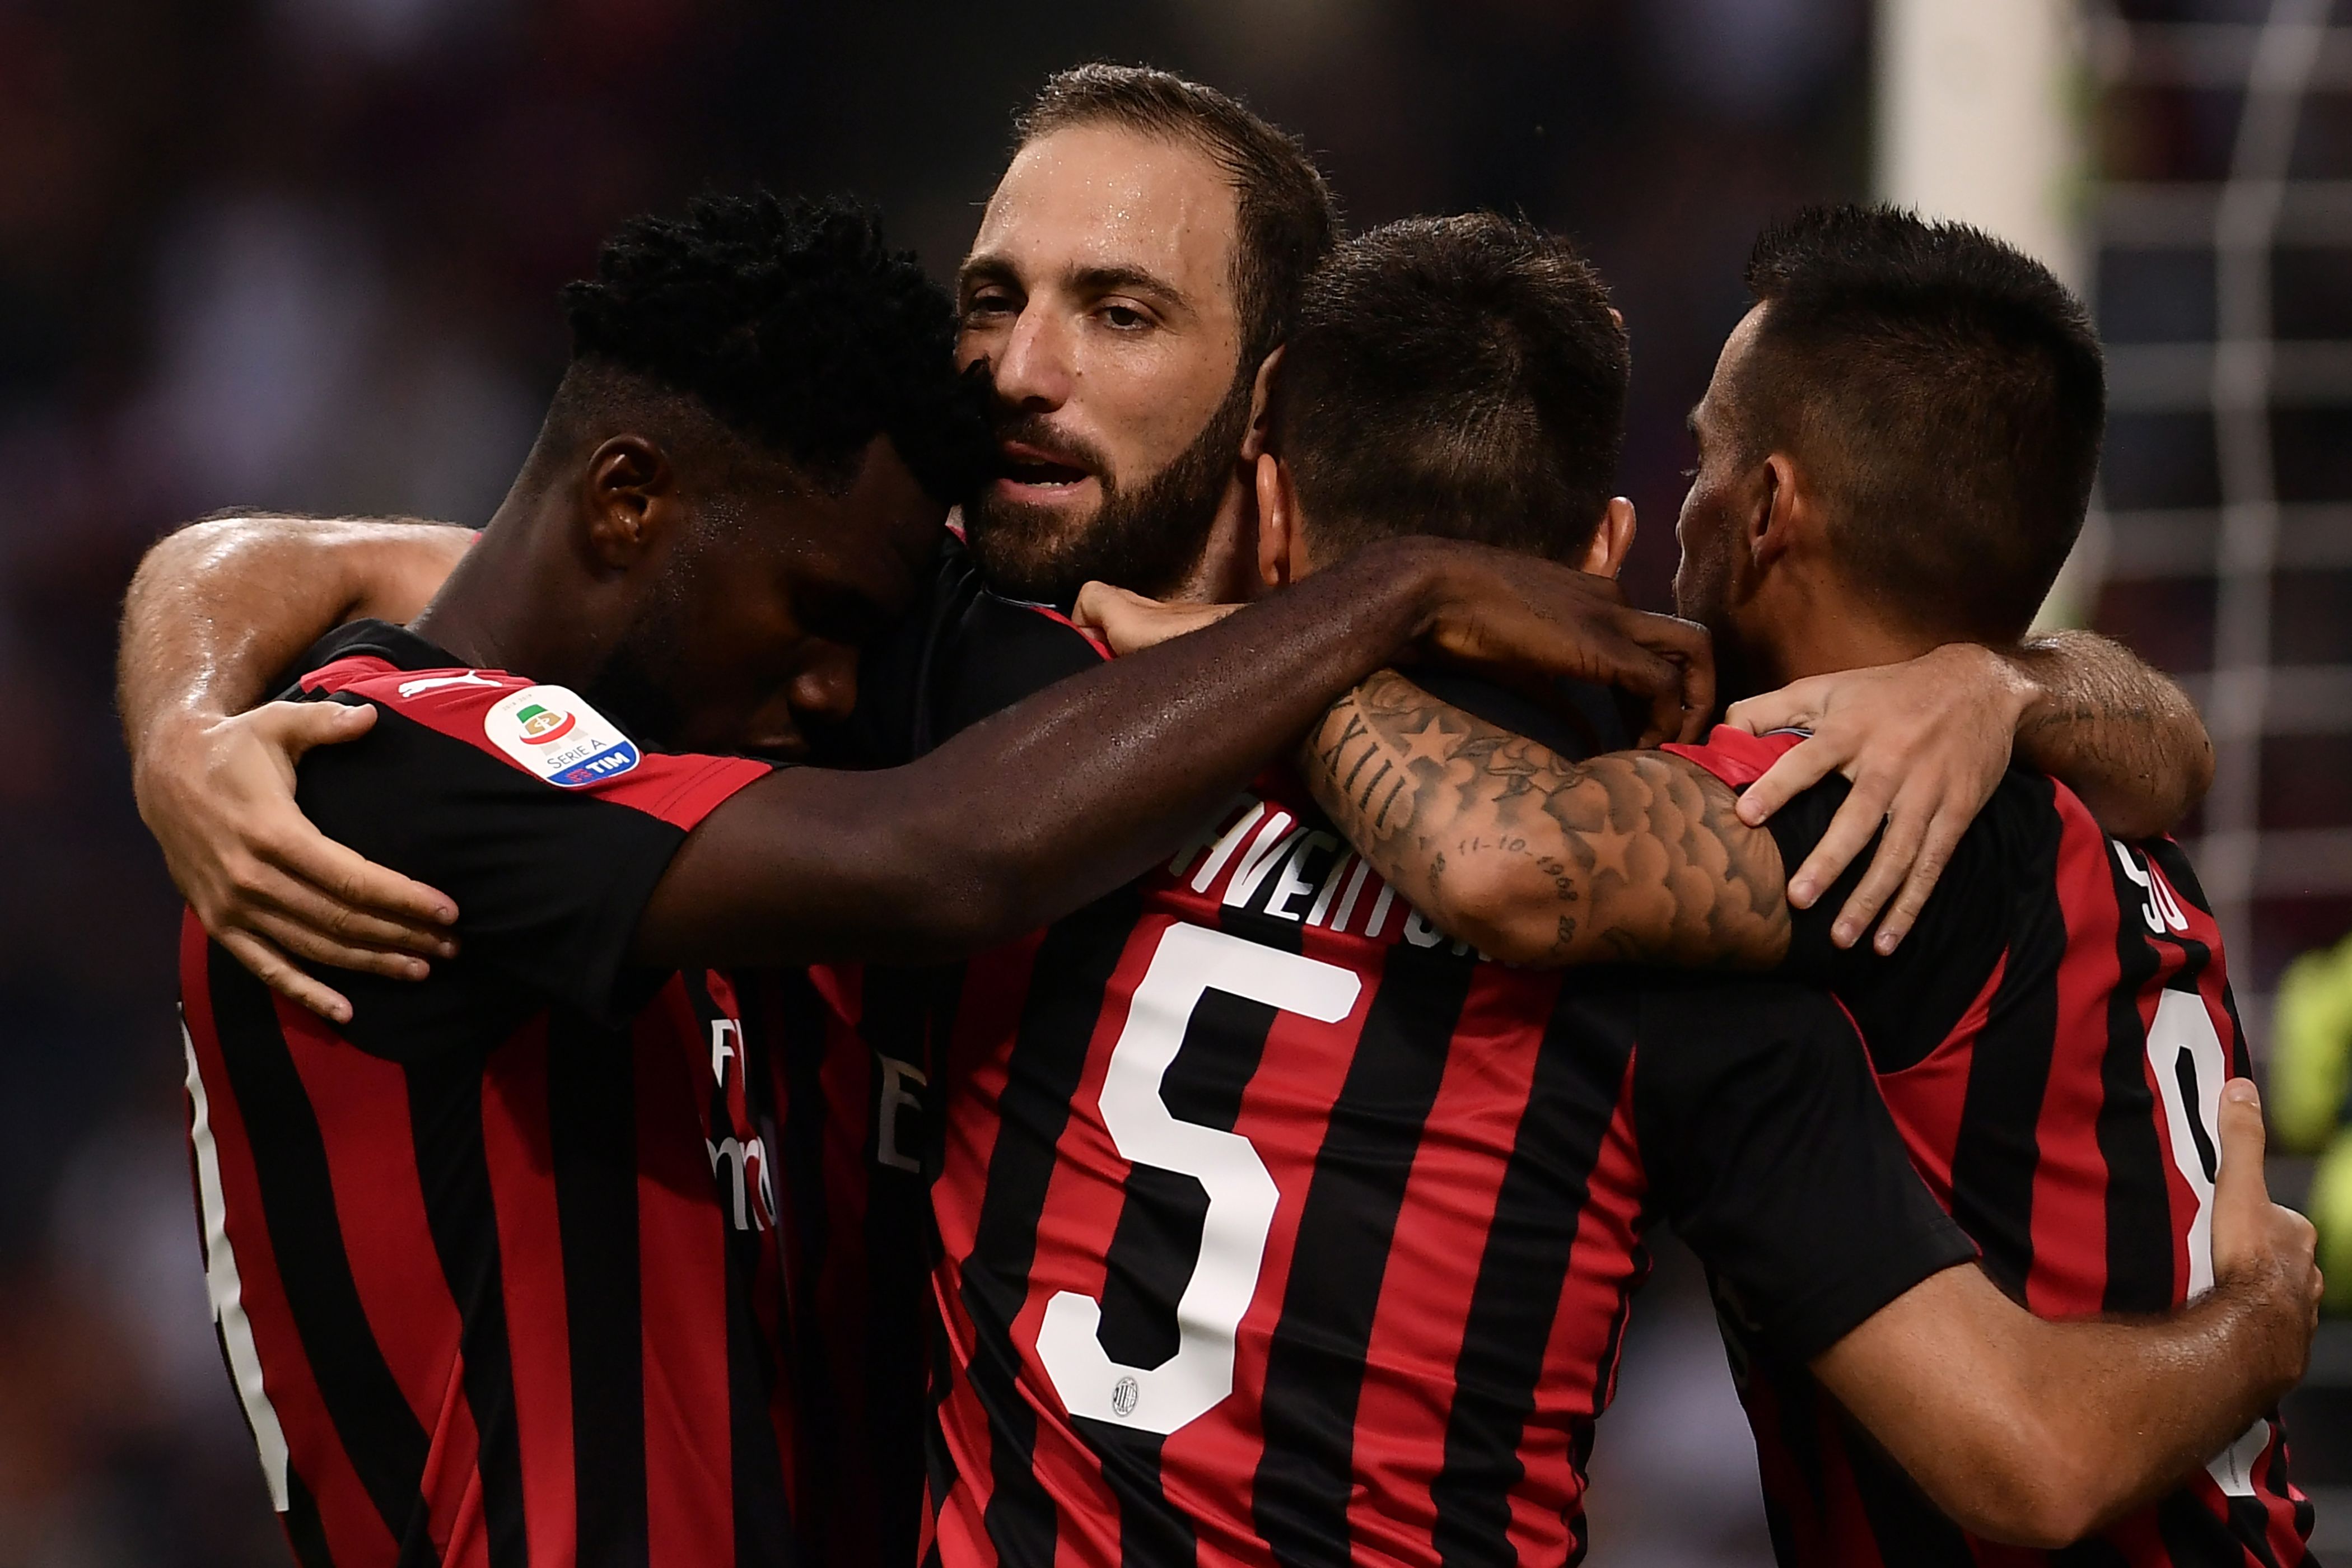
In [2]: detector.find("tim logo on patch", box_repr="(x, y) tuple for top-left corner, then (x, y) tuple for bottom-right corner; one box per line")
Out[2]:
(486, 685), (642, 788)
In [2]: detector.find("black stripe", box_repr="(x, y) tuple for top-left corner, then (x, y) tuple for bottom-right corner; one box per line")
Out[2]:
(1947, 781), (2067, 1296)
(724, 1192), (796, 1568)
(1426, 986), (1631, 1568)
(860, 959), (961, 1568)
(968, 888), (1146, 1568)
(545, 1012), (650, 1568)
(1254, 941), (1472, 1568)
(2098, 849), (2183, 1317)
(404, 1050), (529, 1568)
(761, 967), (839, 1562)
(684, 973), (796, 1568)
(204, 946), (432, 1544)
(282, 1467), (337, 1568)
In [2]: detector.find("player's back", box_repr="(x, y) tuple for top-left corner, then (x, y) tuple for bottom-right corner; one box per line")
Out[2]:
(925, 758), (1651, 1568)
(180, 623), (795, 1568)
(1672, 728), (2313, 1567)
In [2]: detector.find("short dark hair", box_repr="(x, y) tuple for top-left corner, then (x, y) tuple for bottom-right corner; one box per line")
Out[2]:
(1016, 63), (1338, 370)
(558, 190), (991, 504)
(1735, 204), (2105, 642)
(1267, 213), (1630, 566)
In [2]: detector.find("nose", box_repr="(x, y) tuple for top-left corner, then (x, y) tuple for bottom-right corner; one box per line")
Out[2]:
(990, 304), (1074, 410)
(788, 639), (861, 725)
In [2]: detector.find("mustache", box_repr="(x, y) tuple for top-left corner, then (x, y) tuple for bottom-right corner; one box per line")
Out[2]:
(990, 406), (1113, 483)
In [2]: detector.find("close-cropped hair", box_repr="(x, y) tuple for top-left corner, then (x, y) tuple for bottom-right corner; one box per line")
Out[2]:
(1016, 63), (1338, 370)
(1737, 204), (2106, 643)
(1267, 213), (1630, 566)
(556, 189), (993, 506)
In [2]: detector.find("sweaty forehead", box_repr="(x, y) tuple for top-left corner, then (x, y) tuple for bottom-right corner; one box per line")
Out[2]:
(970, 124), (1242, 313)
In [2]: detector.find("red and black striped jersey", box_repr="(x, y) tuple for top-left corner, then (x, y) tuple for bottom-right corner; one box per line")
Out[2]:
(1670, 725), (2313, 1568)
(921, 757), (1975, 1568)
(179, 620), (797, 1568)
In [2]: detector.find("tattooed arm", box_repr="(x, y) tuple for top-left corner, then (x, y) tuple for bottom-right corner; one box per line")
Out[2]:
(1304, 669), (1790, 968)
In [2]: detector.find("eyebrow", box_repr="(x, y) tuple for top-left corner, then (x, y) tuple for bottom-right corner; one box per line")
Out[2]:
(1067, 263), (1191, 315)
(955, 254), (1194, 319)
(1685, 405), (1702, 438)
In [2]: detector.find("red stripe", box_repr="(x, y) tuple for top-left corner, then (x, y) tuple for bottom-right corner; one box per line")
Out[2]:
(1017, 603), (1112, 660)
(1338, 962), (1543, 1559)
(180, 915), (402, 1567)
(1871, 951), (2006, 1207)
(634, 981), (736, 1568)
(277, 1000), (482, 1552)
(1506, 1070), (1645, 1565)
(477, 1016), (578, 1568)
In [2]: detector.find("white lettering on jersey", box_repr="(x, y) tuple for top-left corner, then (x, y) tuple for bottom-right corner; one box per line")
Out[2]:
(706, 1135), (777, 1231)
(2113, 841), (2189, 935)
(1035, 922), (1359, 1435)
(395, 671), (506, 699)
(876, 1054), (928, 1174)
(709, 1018), (741, 1086)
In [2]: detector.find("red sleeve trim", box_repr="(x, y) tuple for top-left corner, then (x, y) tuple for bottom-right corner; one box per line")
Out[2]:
(1663, 725), (1808, 790)
(1019, 603), (1112, 660)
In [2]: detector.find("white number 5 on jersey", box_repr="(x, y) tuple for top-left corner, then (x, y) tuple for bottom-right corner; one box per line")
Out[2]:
(1036, 922), (1359, 1435)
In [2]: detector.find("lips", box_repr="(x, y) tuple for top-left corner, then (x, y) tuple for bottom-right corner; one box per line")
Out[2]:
(998, 439), (1094, 489)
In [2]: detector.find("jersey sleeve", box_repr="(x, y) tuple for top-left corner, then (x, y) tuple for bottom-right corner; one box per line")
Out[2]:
(289, 665), (768, 1058)
(1665, 724), (2017, 1072)
(1632, 977), (1978, 1362)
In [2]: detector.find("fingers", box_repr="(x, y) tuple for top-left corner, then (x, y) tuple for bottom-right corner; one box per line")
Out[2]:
(2214, 1079), (2270, 1208)
(270, 830), (459, 931)
(238, 858), (454, 962)
(245, 905), (436, 981)
(1868, 807), (1965, 953)
(1828, 790), (1928, 948)
(1737, 736), (1841, 828)
(1724, 680), (1823, 738)
(217, 929), (357, 1025)
(264, 697), (379, 762)
(1782, 773), (1892, 913)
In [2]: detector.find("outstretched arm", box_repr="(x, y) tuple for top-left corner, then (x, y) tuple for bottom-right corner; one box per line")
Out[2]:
(1726, 632), (2213, 952)
(119, 514), (474, 1016)
(1300, 669), (1789, 968)
(1815, 1080), (2318, 1548)
(635, 539), (1714, 966)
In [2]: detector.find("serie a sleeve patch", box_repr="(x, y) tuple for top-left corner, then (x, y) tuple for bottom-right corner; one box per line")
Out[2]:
(483, 684), (643, 788)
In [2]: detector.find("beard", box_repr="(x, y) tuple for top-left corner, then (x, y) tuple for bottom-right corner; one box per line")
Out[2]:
(963, 367), (1256, 606)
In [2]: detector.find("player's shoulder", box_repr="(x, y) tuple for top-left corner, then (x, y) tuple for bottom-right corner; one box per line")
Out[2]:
(1662, 724), (1809, 790)
(288, 619), (767, 816)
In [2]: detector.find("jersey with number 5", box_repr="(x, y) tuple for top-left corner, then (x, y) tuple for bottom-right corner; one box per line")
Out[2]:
(1668, 726), (2313, 1568)
(924, 764), (1977, 1568)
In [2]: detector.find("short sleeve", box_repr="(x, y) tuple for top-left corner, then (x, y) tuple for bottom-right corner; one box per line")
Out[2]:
(1666, 724), (2020, 1072)
(289, 669), (767, 1060)
(1633, 978), (1978, 1361)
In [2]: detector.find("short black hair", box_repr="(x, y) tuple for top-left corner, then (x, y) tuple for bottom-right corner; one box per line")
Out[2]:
(1736, 204), (2104, 642)
(557, 189), (991, 504)
(1267, 213), (1630, 566)
(1016, 63), (1338, 371)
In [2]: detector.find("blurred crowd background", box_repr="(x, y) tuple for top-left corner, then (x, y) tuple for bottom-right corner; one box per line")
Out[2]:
(0, 0), (2345, 1563)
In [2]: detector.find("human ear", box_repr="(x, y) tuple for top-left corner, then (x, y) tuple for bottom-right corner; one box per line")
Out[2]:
(1580, 497), (1638, 578)
(1752, 452), (1802, 571)
(1254, 452), (1308, 588)
(581, 436), (680, 572)
(1238, 346), (1285, 464)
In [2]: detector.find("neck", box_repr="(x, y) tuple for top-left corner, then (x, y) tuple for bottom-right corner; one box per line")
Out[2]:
(1745, 568), (1943, 689)
(410, 489), (605, 684)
